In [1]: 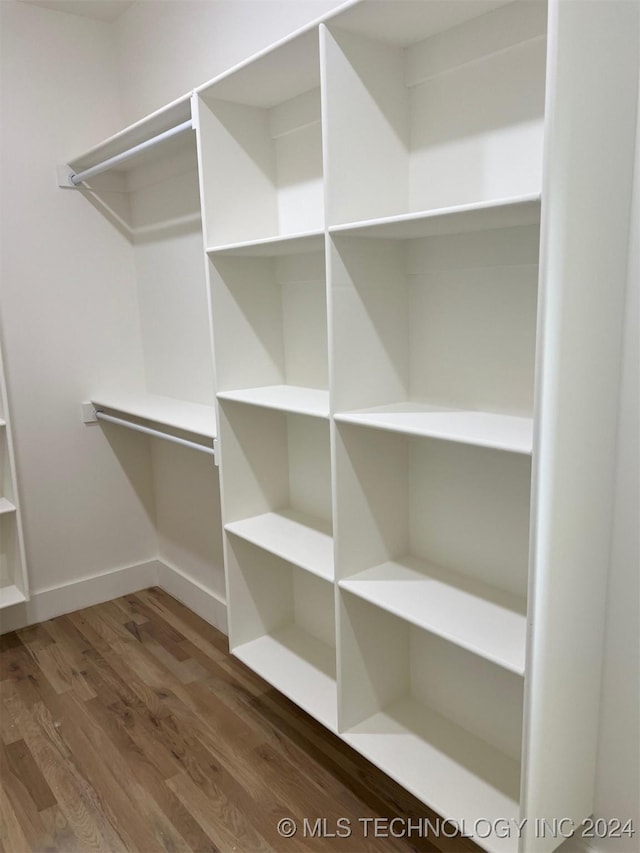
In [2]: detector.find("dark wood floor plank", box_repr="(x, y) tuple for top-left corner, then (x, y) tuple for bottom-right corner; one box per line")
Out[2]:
(51, 690), (193, 853)
(83, 696), (223, 852)
(15, 700), (129, 852)
(40, 619), (98, 701)
(0, 738), (59, 852)
(38, 805), (83, 852)
(15, 624), (55, 652)
(1, 589), (481, 853)
(166, 770), (275, 853)
(0, 771), (36, 853)
(4, 738), (56, 810)
(133, 589), (232, 663)
(66, 610), (115, 654)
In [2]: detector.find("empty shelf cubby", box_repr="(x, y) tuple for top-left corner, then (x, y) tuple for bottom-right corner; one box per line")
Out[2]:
(228, 537), (337, 730)
(323, 0), (547, 226)
(210, 236), (329, 418)
(330, 217), (539, 453)
(219, 401), (333, 580)
(340, 591), (523, 851)
(335, 422), (531, 674)
(197, 29), (324, 248)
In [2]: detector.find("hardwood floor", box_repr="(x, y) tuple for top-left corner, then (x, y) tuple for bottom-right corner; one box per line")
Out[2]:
(0, 588), (480, 853)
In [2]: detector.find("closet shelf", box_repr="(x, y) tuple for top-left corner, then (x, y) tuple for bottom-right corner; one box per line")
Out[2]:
(329, 195), (541, 240)
(0, 498), (17, 515)
(206, 229), (324, 257)
(66, 95), (192, 179)
(0, 584), (27, 609)
(339, 556), (526, 675)
(226, 509), (333, 581)
(335, 404), (533, 455)
(91, 392), (217, 439)
(233, 625), (337, 731)
(217, 386), (329, 419)
(343, 699), (520, 853)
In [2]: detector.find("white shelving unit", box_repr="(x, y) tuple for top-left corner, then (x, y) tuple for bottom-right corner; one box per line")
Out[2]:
(60, 1), (637, 851)
(0, 337), (28, 609)
(197, 3), (629, 849)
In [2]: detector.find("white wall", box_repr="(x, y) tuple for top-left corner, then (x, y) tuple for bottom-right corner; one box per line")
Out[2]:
(115, 0), (347, 124)
(0, 1), (157, 604)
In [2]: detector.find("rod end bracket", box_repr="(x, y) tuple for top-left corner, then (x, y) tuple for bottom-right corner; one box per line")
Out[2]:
(81, 402), (98, 423)
(57, 164), (78, 188)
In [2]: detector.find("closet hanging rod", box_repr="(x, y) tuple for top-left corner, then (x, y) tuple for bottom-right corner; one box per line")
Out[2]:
(69, 119), (193, 186)
(95, 410), (215, 457)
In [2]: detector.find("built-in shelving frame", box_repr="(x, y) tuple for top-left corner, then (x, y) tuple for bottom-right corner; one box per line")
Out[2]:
(198, 8), (545, 850)
(61, 1), (638, 851)
(0, 336), (28, 609)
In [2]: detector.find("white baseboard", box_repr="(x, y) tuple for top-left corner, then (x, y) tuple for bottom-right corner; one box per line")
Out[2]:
(0, 559), (161, 633)
(0, 559), (228, 635)
(157, 560), (228, 634)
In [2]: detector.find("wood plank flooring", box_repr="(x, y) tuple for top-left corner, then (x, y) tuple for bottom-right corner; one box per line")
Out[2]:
(0, 588), (480, 853)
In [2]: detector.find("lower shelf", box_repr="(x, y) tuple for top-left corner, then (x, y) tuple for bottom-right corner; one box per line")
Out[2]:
(91, 391), (217, 439)
(343, 698), (521, 853)
(225, 509), (333, 580)
(339, 556), (526, 675)
(233, 625), (337, 731)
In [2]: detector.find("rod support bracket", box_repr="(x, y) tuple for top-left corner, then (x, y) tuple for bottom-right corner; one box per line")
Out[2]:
(57, 164), (78, 189)
(81, 402), (98, 423)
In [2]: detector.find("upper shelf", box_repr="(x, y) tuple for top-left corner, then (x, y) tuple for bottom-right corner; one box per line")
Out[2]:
(328, 0), (512, 47)
(197, 28), (320, 109)
(206, 230), (324, 258)
(329, 195), (541, 241)
(335, 404), (533, 455)
(339, 555), (527, 675)
(66, 95), (192, 177)
(218, 386), (329, 420)
(91, 392), (217, 440)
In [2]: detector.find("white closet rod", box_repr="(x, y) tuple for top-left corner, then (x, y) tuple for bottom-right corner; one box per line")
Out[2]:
(95, 410), (215, 457)
(69, 119), (193, 186)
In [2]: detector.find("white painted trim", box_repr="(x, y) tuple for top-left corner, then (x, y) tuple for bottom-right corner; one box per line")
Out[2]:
(0, 559), (161, 633)
(0, 559), (228, 635)
(156, 560), (228, 635)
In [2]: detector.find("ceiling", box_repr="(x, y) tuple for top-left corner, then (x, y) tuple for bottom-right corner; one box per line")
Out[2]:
(19, 0), (136, 23)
